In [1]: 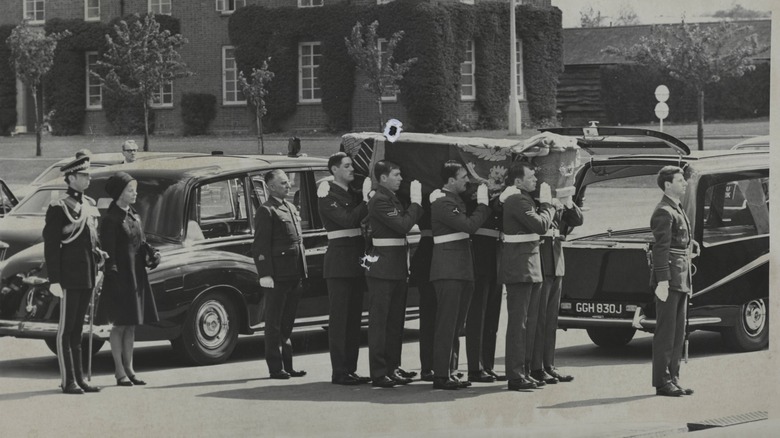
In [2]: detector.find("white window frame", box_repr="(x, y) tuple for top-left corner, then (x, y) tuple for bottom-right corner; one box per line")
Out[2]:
(516, 39), (525, 101)
(460, 40), (476, 101)
(150, 81), (173, 108)
(298, 42), (322, 104)
(298, 0), (324, 7)
(85, 0), (100, 21)
(85, 52), (102, 110)
(377, 38), (397, 102)
(377, 0), (394, 4)
(215, 0), (246, 14)
(149, 0), (172, 15)
(222, 46), (246, 106)
(460, 0), (475, 4)
(24, 0), (45, 24)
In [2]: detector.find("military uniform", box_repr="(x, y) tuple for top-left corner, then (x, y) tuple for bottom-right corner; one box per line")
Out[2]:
(409, 209), (435, 376)
(252, 196), (307, 376)
(650, 195), (692, 389)
(318, 182), (368, 382)
(429, 190), (490, 381)
(500, 190), (555, 385)
(365, 185), (422, 381)
(43, 160), (102, 394)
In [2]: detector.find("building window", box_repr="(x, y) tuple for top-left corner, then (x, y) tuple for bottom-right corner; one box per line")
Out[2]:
(460, 0), (475, 4)
(378, 39), (397, 102)
(151, 82), (173, 108)
(460, 40), (476, 100)
(222, 46), (245, 105)
(299, 0), (324, 7)
(299, 42), (322, 103)
(149, 0), (172, 15)
(377, 0), (394, 4)
(24, 0), (45, 23)
(216, 0), (245, 14)
(516, 40), (525, 100)
(85, 0), (100, 21)
(86, 52), (102, 109)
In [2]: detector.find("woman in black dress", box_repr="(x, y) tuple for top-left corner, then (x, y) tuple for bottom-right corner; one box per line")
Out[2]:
(100, 172), (161, 386)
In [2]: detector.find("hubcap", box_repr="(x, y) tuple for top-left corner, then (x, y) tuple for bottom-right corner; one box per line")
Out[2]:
(743, 299), (766, 337)
(196, 300), (230, 350)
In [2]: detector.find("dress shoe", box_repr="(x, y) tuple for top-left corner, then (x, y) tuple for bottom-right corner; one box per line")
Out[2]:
(288, 369), (307, 378)
(349, 373), (372, 384)
(530, 369), (558, 385)
(270, 370), (291, 380)
(485, 369), (507, 381)
(116, 377), (134, 387)
(62, 382), (85, 394)
(545, 367), (574, 383)
(656, 382), (684, 397)
(389, 372), (413, 385)
(432, 377), (460, 390)
(451, 375), (471, 388)
(507, 377), (537, 391)
(420, 370), (435, 382)
(332, 374), (361, 386)
(468, 370), (497, 383)
(526, 374), (545, 387)
(673, 383), (694, 395)
(127, 375), (147, 386)
(396, 368), (417, 379)
(371, 376), (397, 388)
(77, 380), (102, 393)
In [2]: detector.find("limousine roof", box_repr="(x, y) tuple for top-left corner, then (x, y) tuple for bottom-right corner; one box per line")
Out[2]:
(593, 149), (769, 174)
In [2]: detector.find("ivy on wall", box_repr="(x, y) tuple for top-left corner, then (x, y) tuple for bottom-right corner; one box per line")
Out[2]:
(0, 25), (17, 135)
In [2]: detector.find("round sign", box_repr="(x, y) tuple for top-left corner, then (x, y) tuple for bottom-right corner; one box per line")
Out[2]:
(655, 85), (670, 103)
(655, 102), (669, 120)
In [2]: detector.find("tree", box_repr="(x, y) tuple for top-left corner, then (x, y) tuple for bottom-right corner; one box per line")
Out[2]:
(606, 21), (764, 150)
(237, 59), (274, 154)
(712, 4), (770, 20)
(94, 14), (192, 151)
(6, 21), (69, 156)
(580, 7), (605, 28)
(345, 20), (417, 130)
(615, 3), (640, 26)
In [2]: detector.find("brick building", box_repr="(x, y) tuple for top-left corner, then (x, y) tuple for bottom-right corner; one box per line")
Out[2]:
(1, 0), (553, 135)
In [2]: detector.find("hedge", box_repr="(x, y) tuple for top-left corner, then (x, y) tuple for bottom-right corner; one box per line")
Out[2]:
(0, 25), (17, 136)
(181, 93), (217, 136)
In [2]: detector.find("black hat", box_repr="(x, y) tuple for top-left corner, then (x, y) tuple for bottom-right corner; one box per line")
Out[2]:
(60, 155), (90, 175)
(105, 172), (135, 201)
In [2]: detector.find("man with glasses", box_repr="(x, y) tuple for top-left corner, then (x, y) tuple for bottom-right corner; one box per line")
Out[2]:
(121, 140), (139, 163)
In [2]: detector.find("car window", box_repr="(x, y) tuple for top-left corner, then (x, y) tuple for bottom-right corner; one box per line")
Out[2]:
(0, 181), (16, 215)
(193, 177), (250, 240)
(703, 176), (769, 244)
(572, 174), (659, 238)
(10, 188), (67, 215)
(250, 170), (316, 231)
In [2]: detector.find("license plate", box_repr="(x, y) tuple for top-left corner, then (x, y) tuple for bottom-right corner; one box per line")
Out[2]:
(573, 302), (624, 316)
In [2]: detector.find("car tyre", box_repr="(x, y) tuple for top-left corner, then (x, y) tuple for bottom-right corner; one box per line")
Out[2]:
(722, 298), (768, 352)
(172, 291), (239, 365)
(586, 327), (636, 348)
(44, 338), (105, 357)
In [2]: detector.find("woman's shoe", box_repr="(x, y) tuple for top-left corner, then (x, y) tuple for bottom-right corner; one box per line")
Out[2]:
(127, 375), (147, 386)
(117, 377), (133, 387)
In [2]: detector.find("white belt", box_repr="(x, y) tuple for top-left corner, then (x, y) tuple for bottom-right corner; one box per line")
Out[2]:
(542, 229), (560, 238)
(474, 228), (500, 239)
(502, 233), (540, 243)
(373, 237), (407, 247)
(419, 229), (433, 238)
(327, 228), (362, 239)
(433, 232), (469, 244)
(669, 248), (689, 255)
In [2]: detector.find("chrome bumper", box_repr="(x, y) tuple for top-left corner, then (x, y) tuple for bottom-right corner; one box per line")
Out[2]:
(0, 319), (112, 339)
(558, 316), (722, 330)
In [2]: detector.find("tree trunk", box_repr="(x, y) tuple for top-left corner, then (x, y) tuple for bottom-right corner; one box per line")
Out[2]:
(143, 102), (150, 152)
(259, 117), (265, 155)
(256, 106), (263, 154)
(377, 97), (383, 131)
(697, 88), (704, 151)
(32, 88), (41, 157)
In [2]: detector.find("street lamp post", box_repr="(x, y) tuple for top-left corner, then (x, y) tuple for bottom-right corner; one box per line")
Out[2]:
(508, 0), (522, 135)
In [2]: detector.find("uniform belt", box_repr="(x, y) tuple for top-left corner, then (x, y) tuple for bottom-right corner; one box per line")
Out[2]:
(474, 228), (500, 239)
(373, 237), (407, 247)
(419, 229), (433, 238)
(433, 232), (469, 244)
(501, 233), (540, 243)
(669, 247), (689, 255)
(327, 228), (362, 239)
(542, 229), (560, 238)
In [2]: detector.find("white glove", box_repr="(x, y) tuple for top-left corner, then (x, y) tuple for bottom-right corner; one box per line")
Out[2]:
(317, 180), (330, 198)
(362, 177), (373, 203)
(499, 185), (521, 203)
(477, 184), (488, 206)
(538, 182), (552, 204)
(410, 180), (422, 205)
(259, 276), (275, 288)
(429, 189), (445, 204)
(691, 241), (700, 259)
(655, 281), (669, 302)
(551, 198), (563, 210)
(49, 283), (63, 298)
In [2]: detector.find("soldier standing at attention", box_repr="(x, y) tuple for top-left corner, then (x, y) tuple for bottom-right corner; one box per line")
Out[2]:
(651, 166), (698, 397)
(410, 208), (435, 382)
(365, 160), (423, 388)
(43, 154), (102, 394)
(428, 161), (490, 390)
(499, 162), (556, 391)
(318, 152), (373, 385)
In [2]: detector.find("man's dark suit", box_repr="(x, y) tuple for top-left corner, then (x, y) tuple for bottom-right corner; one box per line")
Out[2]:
(252, 196), (306, 375)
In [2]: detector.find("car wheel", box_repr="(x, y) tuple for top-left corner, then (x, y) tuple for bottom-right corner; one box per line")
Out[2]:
(586, 327), (636, 348)
(44, 338), (105, 357)
(722, 298), (768, 352)
(172, 291), (238, 365)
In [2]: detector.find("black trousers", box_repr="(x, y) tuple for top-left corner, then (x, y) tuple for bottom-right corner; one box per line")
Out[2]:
(652, 290), (687, 388)
(417, 280), (436, 372)
(532, 275), (563, 371)
(432, 279), (473, 378)
(57, 288), (92, 388)
(326, 277), (365, 378)
(466, 272), (500, 372)
(505, 282), (541, 381)
(366, 278), (407, 380)
(263, 279), (302, 374)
